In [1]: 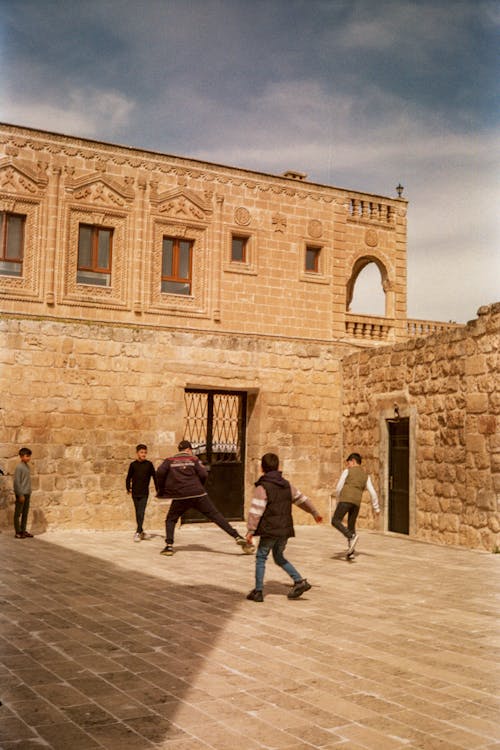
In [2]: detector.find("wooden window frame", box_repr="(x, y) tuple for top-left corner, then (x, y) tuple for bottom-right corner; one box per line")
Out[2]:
(305, 245), (321, 273)
(77, 223), (113, 285)
(231, 235), (248, 263)
(161, 236), (193, 295)
(0, 211), (26, 277)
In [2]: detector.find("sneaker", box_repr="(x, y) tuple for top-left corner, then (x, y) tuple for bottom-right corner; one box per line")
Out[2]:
(140, 532), (150, 541)
(246, 589), (264, 602)
(133, 532), (141, 542)
(15, 533), (23, 539)
(160, 545), (174, 556)
(347, 533), (359, 553)
(235, 536), (255, 554)
(287, 579), (312, 600)
(22, 531), (34, 538)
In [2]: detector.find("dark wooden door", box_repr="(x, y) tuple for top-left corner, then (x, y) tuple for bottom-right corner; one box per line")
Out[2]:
(388, 418), (409, 534)
(182, 389), (246, 522)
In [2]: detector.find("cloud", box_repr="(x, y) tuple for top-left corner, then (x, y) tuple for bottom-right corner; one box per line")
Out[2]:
(0, 87), (135, 140)
(0, 0), (497, 323)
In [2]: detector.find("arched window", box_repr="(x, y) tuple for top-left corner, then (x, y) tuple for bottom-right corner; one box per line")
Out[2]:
(346, 256), (390, 317)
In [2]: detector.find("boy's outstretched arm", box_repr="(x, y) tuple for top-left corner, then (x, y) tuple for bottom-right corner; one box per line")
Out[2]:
(292, 487), (323, 523)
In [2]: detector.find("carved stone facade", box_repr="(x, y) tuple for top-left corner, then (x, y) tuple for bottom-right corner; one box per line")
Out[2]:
(1, 123), (495, 551)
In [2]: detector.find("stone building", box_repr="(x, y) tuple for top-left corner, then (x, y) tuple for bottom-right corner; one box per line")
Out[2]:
(0, 123), (496, 551)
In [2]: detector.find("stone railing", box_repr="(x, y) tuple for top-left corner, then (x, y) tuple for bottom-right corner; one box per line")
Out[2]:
(406, 319), (463, 337)
(346, 197), (395, 226)
(345, 313), (392, 341)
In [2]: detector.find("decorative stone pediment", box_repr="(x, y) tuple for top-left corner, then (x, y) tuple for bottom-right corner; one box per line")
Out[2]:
(65, 172), (134, 207)
(151, 187), (213, 221)
(0, 159), (48, 195)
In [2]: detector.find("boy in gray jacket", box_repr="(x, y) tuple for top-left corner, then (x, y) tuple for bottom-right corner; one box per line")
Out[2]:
(13, 447), (33, 538)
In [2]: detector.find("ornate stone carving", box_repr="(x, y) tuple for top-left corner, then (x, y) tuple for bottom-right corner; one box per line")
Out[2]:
(308, 219), (323, 239)
(73, 183), (126, 207)
(151, 188), (213, 221)
(365, 229), (378, 247)
(0, 161), (48, 195)
(272, 213), (287, 233)
(65, 172), (134, 208)
(235, 207), (251, 226)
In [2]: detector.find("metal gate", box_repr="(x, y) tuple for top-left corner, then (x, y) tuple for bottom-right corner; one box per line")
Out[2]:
(182, 389), (247, 522)
(388, 418), (410, 534)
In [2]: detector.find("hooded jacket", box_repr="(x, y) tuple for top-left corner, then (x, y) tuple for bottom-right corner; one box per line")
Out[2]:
(254, 470), (295, 538)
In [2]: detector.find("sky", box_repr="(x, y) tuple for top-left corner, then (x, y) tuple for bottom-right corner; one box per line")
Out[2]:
(0, 0), (498, 323)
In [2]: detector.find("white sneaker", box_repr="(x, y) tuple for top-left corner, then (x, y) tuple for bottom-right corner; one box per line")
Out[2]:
(347, 533), (359, 553)
(133, 532), (141, 542)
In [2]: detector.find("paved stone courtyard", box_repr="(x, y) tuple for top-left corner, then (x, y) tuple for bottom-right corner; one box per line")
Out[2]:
(1, 524), (499, 750)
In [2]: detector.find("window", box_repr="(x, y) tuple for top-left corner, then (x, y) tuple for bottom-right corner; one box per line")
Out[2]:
(162, 236), (193, 295)
(305, 245), (321, 273)
(77, 224), (112, 286)
(0, 212), (25, 277)
(231, 235), (248, 263)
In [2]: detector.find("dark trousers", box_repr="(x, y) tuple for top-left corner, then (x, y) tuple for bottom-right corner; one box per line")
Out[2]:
(132, 495), (148, 533)
(14, 494), (31, 534)
(165, 494), (239, 544)
(331, 501), (359, 540)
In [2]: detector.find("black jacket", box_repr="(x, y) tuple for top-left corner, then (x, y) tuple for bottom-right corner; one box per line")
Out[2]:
(255, 470), (295, 539)
(156, 451), (208, 499)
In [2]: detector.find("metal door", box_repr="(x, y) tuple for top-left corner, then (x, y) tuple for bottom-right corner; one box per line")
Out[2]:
(182, 389), (247, 522)
(388, 418), (409, 534)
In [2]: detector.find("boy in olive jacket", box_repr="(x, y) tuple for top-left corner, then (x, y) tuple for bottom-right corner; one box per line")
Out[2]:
(332, 452), (380, 557)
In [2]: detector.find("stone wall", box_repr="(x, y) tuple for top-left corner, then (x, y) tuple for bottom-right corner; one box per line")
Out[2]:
(0, 316), (343, 532)
(341, 303), (499, 551)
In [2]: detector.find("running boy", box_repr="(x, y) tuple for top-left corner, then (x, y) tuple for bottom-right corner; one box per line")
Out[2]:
(332, 452), (380, 558)
(245, 452), (322, 602)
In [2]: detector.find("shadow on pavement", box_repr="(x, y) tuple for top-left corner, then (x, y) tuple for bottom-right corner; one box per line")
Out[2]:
(0, 534), (244, 749)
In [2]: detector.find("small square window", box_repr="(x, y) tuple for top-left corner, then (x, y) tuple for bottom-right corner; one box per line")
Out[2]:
(0, 211), (25, 277)
(305, 246), (321, 273)
(231, 235), (247, 263)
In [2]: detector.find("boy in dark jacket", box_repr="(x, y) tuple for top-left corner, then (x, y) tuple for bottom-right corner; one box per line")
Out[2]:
(245, 453), (322, 602)
(156, 440), (254, 556)
(126, 444), (158, 541)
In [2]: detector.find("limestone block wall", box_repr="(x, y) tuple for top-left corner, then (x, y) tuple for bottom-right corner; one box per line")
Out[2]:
(341, 303), (499, 551)
(0, 316), (343, 532)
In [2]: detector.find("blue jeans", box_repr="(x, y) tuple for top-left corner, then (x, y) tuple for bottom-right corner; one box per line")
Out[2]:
(255, 536), (302, 591)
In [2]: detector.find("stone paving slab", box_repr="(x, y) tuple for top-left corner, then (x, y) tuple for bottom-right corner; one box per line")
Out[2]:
(0, 525), (499, 750)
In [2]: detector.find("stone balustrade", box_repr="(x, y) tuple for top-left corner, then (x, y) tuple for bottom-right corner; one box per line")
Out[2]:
(347, 197), (395, 225)
(345, 313), (392, 341)
(407, 319), (463, 337)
